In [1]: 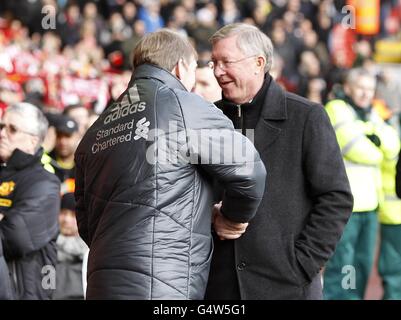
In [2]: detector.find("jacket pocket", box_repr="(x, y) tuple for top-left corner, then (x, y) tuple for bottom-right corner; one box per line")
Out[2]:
(189, 236), (214, 299)
(190, 235), (213, 269)
(280, 234), (310, 287)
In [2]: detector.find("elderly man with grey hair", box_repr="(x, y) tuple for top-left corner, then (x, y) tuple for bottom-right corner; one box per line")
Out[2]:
(205, 23), (353, 300)
(0, 102), (60, 299)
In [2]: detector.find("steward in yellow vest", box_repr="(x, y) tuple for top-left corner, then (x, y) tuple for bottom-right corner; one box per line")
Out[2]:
(378, 141), (401, 299)
(323, 68), (399, 299)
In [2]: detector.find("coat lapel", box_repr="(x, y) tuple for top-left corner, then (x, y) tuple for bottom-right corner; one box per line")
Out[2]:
(254, 80), (287, 152)
(255, 120), (282, 152)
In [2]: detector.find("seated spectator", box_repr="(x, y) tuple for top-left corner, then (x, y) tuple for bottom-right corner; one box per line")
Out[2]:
(54, 192), (88, 300)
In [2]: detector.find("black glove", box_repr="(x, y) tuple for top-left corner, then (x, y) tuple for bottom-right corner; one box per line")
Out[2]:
(366, 134), (381, 147)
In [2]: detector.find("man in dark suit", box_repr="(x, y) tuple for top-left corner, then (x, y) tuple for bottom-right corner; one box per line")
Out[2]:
(205, 23), (354, 300)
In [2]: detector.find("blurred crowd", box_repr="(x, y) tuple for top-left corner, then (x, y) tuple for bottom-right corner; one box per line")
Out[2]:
(1, 0), (401, 300)
(1, 0), (401, 115)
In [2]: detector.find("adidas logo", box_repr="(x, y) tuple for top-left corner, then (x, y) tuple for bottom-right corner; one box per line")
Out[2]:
(104, 85), (146, 124)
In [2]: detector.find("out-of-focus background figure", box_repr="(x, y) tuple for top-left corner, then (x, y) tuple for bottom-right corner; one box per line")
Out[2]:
(324, 68), (400, 300)
(0, 227), (12, 300)
(48, 114), (79, 191)
(194, 59), (221, 102)
(0, 102), (60, 300)
(53, 192), (88, 300)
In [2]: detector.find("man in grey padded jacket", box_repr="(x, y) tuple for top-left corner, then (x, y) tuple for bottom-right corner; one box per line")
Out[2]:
(74, 29), (266, 300)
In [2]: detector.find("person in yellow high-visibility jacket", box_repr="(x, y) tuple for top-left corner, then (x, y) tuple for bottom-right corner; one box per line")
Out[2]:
(381, 147), (401, 299)
(41, 152), (55, 174)
(323, 68), (400, 299)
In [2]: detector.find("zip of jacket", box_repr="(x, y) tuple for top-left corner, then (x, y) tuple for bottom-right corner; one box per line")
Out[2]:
(237, 105), (245, 135)
(9, 260), (19, 299)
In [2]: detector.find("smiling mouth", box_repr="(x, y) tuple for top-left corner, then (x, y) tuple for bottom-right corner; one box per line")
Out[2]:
(219, 81), (233, 88)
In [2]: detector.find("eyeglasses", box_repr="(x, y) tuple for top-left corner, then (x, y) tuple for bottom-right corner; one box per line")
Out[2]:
(0, 122), (36, 136)
(208, 55), (258, 71)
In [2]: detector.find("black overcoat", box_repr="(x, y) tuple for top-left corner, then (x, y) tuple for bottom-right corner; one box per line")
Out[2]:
(206, 79), (353, 300)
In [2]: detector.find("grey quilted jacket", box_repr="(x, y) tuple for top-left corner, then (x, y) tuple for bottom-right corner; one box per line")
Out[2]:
(74, 64), (266, 299)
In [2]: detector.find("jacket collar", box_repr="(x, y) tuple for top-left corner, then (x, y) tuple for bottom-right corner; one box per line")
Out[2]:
(253, 77), (287, 151)
(220, 74), (271, 111)
(2, 148), (43, 171)
(130, 64), (187, 92)
(218, 75), (288, 121)
(260, 77), (287, 121)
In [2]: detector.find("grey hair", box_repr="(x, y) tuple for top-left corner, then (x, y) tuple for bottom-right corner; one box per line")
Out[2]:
(345, 67), (377, 86)
(6, 102), (49, 148)
(209, 23), (274, 73)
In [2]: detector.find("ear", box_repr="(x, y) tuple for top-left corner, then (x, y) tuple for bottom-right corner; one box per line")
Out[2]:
(256, 56), (266, 72)
(173, 59), (184, 80)
(30, 135), (41, 153)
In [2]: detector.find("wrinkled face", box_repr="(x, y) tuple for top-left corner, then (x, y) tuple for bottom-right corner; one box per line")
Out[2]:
(194, 67), (222, 102)
(59, 209), (79, 236)
(211, 35), (263, 104)
(0, 111), (38, 162)
(179, 57), (198, 92)
(345, 75), (376, 109)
